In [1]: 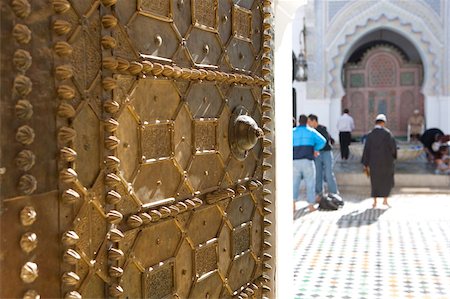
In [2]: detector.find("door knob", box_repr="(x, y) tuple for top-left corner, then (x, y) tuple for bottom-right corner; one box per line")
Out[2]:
(229, 106), (264, 160)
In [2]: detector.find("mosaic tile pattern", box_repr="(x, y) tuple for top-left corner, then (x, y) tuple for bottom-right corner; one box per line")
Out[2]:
(293, 194), (450, 299)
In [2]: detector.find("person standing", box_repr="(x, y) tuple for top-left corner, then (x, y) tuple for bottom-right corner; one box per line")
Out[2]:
(293, 115), (326, 212)
(307, 114), (339, 198)
(407, 109), (425, 142)
(362, 114), (397, 208)
(337, 108), (355, 160)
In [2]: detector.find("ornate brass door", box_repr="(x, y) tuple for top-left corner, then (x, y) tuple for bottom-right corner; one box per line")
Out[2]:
(1, 0), (275, 298)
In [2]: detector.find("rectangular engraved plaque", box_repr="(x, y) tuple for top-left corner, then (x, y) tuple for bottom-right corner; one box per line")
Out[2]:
(138, 0), (170, 18)
(233, 5), (252, 41)
(232, 223), (251, 256)
(141, 123), (173, 160)
(142, 261), (174, 299)
(195, 241), (218, 278)
(194, 120), (217, 152)
(193, 0), (218, 29)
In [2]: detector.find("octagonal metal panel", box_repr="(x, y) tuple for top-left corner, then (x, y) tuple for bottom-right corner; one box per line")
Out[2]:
(186, 82), (223, 118)
(72, 103), (101, 188)
(218, 0), (233, 44)
(187, 205), (223, 246)
(120, 262), (142, 299)
(226, 38), (254, 71)
(132, 79), (180, 123)
(188, 271), (223, 299)
(226, 152), (258, 183)
(226, 195), (255, 228)
(175, 239), (194, 299)
(227, 86), (256, 113)
(133, 220), (182, 267)
(172, 0), (192, 37)
(186, 28), (222, 66)
(217, 222), (232, 276)
(174, 104), (193, 170)
(251, 3), (263, 54)
(117, 106), (140, 182)
(127, 15), (179, 58)
(187, 153), (225, 192)
(133, 160), (182, 204)
(217, 105), (231, 161)
(68, 9), (102, 92)
(251, 206), (263, 257)
(227, 252), (256, 293)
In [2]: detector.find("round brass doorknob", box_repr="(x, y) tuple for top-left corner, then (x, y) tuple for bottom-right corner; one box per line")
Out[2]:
(229, 106), (264, 161)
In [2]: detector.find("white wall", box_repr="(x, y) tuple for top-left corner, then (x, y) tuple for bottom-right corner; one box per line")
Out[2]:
(274, 1), (307, 298)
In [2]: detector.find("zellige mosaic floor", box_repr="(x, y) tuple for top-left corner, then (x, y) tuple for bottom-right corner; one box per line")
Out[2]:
(293, 193), (450, 299)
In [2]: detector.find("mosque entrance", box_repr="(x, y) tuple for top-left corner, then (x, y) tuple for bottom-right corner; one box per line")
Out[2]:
(343, 44), (423, 137)
(0, 1), (274, 298)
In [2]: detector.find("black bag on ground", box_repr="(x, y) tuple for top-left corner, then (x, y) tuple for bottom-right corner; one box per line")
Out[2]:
(318, 194), (339, 211)
(328, 193), (344, 207)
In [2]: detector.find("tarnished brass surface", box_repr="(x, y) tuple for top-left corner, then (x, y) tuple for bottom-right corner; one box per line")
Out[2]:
(1, 0), (275, 297)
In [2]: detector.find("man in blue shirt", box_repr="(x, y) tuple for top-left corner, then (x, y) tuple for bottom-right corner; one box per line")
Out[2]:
(293, 114), (326, 212)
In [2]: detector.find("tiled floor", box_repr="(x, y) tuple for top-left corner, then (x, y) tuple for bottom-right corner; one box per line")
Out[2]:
(293, 192), (450, 299)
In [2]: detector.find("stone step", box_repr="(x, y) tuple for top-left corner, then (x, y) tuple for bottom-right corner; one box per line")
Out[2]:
(336, 172), (450, 187)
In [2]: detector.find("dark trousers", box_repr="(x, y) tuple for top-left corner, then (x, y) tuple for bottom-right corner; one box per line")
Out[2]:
(339, 132), (351, 159)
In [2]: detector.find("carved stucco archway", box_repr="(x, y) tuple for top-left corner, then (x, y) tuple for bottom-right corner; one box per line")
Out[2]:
(327, 11), (441, 99)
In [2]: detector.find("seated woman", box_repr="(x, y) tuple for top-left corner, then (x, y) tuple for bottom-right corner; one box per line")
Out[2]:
(434, 145), (450, 175)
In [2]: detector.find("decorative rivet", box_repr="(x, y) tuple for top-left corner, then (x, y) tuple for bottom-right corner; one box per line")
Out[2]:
(54, 41), (73, 57)
(101, 36), (117, 49)
(105, 155), (120, 170)
(61, 189), (80, 204)
(203, 44), (210, 55)
(106, 210), (123, 224)
(105, 136), (120, 150)
(57, 103), (76, 118)
(154, 35), (163, 47)
(55, 65), (74, 81)
(128, 61), (143, 75)
(127, 215), (143, 228)
(11, 0), (31, 19)
(58, 126), (76, 144)
(222, 15), (228, 23)
(104, 100), (120, 113)
(105, 172), (121, 186)
(106, 190), (121, 204)
(18, 174), (37, 195)
(13, 49), (32, 71)
(63, 249), (81, 265)
(64, 291), (82, 299)
(142, 61), (153, 74)
(13, 24), (32, 44)
(108, 248), (124, 260)
(20, 232), (38, 253)
(109, 228), (124, 242)
(156, 238), (161, 245)
(61, 230), (79, 246)
(53, 20), (72, 35)
(13, 75), (32, 97)
(62, 272), (80, 287)
(52, 0), (71, 14)
(102, 57), (118, 70)
(102, 15), (118, 28)
(116, 57), (129, 71)
(15, 150), (35, 171)
(23, 289), (40, 299)
(109, 284), (124, 297)
(104, 118), (119, 132)
(102, 77), (118, 90)
(21, 262), (39, 283)
(16, 125), (35, 145)
(109, 266), (124, 277)
(60, 168), (78, 184)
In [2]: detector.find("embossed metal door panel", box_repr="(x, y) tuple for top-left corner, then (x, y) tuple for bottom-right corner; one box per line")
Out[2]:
(1, 1), (275, 298)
